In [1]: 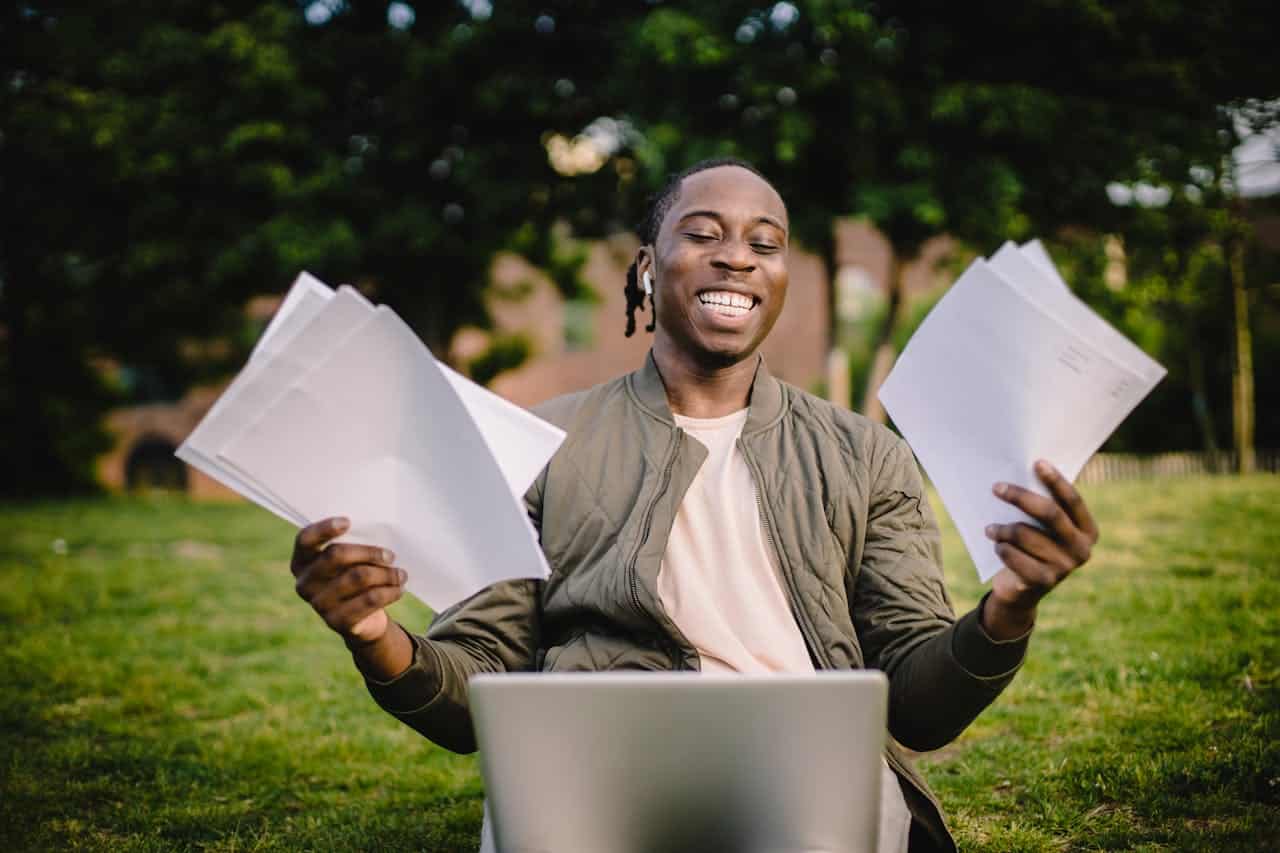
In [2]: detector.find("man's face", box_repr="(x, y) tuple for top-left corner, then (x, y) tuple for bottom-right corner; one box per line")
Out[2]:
(644, 166), (789, 368)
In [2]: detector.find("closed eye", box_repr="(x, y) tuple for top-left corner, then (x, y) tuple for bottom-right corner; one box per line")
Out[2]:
(683, 232), (719, 242)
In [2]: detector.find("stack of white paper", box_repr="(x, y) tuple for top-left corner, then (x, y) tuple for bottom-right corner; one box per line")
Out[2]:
(177, 273), (565, 611)
(878, 240), (1165, 582)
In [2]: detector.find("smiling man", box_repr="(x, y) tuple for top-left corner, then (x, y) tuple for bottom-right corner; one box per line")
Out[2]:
(288, 158), (1100, 852)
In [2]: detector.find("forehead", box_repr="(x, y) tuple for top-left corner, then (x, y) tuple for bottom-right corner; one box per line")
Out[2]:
(667, 166), (788, 229)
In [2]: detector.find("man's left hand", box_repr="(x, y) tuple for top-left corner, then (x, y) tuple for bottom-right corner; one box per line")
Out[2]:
(981, 459), (1099, 640)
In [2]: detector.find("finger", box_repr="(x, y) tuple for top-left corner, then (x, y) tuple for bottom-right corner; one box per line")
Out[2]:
(994, 542), (1058, 591)
(323, 584), (404, 635)
(307, 563), (405, 614)
(310, 543), (397, 583)
(332, 564), (408, 603)
(992, 481), (1080, 547)
(1034, 459), (1099, 543)
(985, 522), (1074, 573)
(295, 544), (396, 603)
(303, 558), (396, 612)
(292, 517), (350, 573)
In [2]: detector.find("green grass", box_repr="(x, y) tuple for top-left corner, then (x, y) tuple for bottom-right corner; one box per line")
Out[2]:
(2, 477), (1278, 851)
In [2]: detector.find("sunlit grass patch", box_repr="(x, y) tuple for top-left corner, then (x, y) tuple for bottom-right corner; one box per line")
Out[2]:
(2, 477), (1278, 850)
(923, 475), (1280, 851)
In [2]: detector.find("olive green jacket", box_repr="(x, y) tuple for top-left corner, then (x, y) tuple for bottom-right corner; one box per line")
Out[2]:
(365, 353), (1031, 852)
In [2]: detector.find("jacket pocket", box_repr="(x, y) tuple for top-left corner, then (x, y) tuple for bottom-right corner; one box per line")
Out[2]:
(542, 631), (671, 672)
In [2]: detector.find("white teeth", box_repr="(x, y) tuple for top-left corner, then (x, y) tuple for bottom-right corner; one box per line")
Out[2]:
(698, 291), (754, 310)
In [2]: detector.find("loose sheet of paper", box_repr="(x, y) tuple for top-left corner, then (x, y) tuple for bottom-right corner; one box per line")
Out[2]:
(220, 306), (555, 609)
(177, 273), (565, 611)
(176, 271), (344, 523)
(179, 283), (374, 524)
(878, 255), (1165, 581)
(994, 243), (1165, 386)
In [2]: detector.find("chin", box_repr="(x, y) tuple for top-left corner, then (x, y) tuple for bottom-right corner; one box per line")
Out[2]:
(694, 334), (762, 368)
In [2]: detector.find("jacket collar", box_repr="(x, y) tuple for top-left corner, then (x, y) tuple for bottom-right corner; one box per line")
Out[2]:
(627, 349), (788, 435)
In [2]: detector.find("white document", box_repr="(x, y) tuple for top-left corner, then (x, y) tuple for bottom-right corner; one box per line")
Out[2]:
(991, 243), (1165, 387)
(178, 284), (374, 524)
(878, 256), (1165, 581)
(182, 273), (561, 507)
(438, 364), (565, 500)
(177, 271), (565, 610)
(219, 306), (555, 610)
(1017, 240), (1070, 292)
(211, 286), (376, 512)
(253, 271), (335, 358)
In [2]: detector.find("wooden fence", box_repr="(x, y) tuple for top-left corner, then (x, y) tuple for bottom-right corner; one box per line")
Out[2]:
(1077, 449), (1280, 484)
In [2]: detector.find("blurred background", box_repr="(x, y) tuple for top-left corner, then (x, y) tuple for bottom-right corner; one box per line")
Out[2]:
(5, 5), (1280, 851)
(3, 0), (1279, 498)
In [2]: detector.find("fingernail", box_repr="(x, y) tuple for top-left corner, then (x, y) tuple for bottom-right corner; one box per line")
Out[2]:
(993, 483), (1008, 497)
(985, 524), (997, 539)
(333, 517), (350, 531)
(382, 549), (396, 565)
(1035, 459), (1051, 475)
(398, 569), (408, 585)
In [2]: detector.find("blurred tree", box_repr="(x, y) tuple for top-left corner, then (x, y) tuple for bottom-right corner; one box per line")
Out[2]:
(3, 2), (320, 494)
(0, 0), (634, 496)
(1049, 99), (1280, 467)
(603, 0), (1279, 424)
(3, 0), (1277, 496)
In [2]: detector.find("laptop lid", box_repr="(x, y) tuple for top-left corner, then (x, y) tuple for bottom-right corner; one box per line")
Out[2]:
(470, 671), (888, 853)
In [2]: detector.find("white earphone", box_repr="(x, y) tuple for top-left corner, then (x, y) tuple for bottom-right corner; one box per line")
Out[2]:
(642, 270), (653, 296)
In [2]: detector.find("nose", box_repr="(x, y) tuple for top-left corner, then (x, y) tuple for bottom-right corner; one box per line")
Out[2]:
(710, 237), (756, 273)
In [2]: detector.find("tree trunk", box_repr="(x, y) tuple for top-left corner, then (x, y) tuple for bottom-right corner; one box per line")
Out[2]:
(859, 252), (905, 424)
(1228, 235), (1255, 474)
(0, 241), (66, 495)
(819, 227), (850, 409)
(1180, 312), (1219, 455)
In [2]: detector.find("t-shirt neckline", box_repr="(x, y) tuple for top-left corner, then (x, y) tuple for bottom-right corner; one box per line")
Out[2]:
(672, 408), (750, 431)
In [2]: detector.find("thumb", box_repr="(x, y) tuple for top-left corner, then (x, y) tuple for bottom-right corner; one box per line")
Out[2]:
(349, 609), (390, 645)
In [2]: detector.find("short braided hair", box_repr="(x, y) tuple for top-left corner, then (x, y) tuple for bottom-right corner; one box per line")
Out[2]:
(624, 157), (777, 337)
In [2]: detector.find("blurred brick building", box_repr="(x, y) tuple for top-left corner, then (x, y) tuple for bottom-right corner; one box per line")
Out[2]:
(98, 221), (953, 497)
(454, 232), (832, 408)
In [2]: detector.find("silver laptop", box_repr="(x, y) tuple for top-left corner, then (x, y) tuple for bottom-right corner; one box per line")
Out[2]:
(470, 671), (888, 853)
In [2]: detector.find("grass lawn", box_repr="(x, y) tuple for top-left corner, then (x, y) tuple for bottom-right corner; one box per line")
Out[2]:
(2, 476), (1277, 851)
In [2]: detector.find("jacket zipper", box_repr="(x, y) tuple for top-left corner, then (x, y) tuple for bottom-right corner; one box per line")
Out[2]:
(741, 441), (833, 670)
(626, 427), (682, 642)
(742, 444), (948, 838)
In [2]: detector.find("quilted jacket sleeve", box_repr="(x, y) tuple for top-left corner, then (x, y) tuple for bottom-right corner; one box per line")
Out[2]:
(852, 429), (1031, 752)
(360, 475), (546, 754)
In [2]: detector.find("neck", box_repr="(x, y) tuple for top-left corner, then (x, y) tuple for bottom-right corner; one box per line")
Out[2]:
(652, 336), (758, 419)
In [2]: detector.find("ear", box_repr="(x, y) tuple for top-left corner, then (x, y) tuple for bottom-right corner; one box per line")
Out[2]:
(635, 245), (655, 283)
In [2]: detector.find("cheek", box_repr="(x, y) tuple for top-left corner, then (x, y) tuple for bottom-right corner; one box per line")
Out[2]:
(768, 265), (789, 300)
(657, 248), (701, 284)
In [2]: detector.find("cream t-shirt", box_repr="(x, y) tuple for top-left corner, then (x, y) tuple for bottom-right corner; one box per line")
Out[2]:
(658, 409), (911, 853)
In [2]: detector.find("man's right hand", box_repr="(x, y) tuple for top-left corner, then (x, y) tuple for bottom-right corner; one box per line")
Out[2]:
(291, 516), (406, 646)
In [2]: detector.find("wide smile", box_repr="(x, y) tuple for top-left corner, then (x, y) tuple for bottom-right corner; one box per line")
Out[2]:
(695, 289), (760, 323)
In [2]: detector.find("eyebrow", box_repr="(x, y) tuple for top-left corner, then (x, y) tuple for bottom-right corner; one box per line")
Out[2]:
(677, 209), (787, 232)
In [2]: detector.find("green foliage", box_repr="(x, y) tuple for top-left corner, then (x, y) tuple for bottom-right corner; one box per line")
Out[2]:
(508, 223), (593, 303)
(1, 1), (636, 496)
(611, 1), (1278, 260)
(1037, 162), (1280, 452)
(468, 333), (533, 388)
(2, 478), (1277, 849)
(4, 1), (1278, 496)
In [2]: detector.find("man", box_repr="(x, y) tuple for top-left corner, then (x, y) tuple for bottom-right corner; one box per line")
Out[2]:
(289, 159), (1099, 851)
